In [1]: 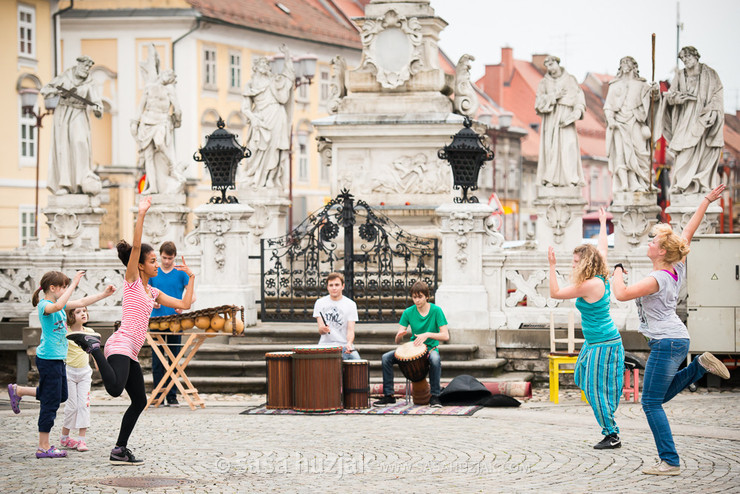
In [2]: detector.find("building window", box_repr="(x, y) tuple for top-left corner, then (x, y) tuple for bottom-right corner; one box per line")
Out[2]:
(19, 102), (36, 165)
(298, 142), (309, 182)
(19, 206), (36, 246)
(18, 5), (35, 58)
(203, 47), (217, 88)
(229, 51), (241, 91)
(319, 69), (330, 103)
(296, 82), (309, 103)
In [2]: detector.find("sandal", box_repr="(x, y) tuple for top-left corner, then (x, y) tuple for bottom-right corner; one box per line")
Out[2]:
(36, 446), (67, 458)
(7, 383), (22, 414)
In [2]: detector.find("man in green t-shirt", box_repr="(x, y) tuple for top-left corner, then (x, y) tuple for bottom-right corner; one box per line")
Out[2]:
(373, 281), (449, 408)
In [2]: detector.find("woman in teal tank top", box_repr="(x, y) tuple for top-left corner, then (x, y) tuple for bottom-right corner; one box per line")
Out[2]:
(548, 208), (625, 450)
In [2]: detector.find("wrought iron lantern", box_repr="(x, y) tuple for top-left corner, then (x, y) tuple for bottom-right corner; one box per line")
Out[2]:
(438, 116), (494, 203)
(193, 118), (250, 204)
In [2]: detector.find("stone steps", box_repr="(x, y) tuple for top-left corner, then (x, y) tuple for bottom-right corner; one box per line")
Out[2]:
(196, 343), (480, 362)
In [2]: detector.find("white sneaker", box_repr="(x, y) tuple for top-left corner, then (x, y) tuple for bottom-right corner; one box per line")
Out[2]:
(642, 460), (680, 476)
(698, 352), (730, 379)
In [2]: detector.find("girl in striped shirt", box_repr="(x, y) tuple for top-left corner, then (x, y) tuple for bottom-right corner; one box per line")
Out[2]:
(68, 196), (194, 465)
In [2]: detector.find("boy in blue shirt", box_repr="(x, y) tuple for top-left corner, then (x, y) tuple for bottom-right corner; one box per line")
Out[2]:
(149, 241), (192, 407)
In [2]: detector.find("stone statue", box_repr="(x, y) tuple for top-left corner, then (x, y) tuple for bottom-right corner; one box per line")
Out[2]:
(534, 55), (586, 187)
(131, 45), (184, 195)
(239, 44), (295, 190)
(326, 55), (347, 115)
(604, 56), (658, 192)
(660, 46), (724, 194)
(41, 55), (103, 195)
(454, 54), (478, 117)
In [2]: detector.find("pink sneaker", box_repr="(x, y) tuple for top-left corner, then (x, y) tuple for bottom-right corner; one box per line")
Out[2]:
(76, 439), (88, 452)
(60, 437), (80, 449)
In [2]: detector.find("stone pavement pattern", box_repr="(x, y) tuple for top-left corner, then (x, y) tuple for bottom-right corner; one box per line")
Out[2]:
(1, 388), (739, 493)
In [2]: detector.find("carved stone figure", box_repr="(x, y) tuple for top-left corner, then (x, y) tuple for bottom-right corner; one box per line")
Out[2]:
(604, 56), (658, 192)
(41, 56), (103, 195)
(454, 54), (478, 117)
(660, 46), (724, 194)
(534, 55), (586, 187)
(131, 45), (184, 195)
(239, 44), (295, 190)
(326, 55), (347, 114)
(371, 153), (450, 194)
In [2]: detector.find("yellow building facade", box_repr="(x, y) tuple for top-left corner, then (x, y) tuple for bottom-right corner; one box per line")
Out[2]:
(2, 0), (55, 250)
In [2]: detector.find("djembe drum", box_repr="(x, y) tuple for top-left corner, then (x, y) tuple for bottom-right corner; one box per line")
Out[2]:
(395, 342), (431, 405)
(292, 345), (343, 412)
(342, 359), (370, 409)
(265, 352), (293, 409)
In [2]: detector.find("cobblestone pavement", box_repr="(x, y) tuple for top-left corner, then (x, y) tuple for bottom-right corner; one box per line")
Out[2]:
(1, 387), (739, 493)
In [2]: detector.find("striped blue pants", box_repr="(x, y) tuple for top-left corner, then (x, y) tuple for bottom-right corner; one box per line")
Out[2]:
(574, 337), (625, 436)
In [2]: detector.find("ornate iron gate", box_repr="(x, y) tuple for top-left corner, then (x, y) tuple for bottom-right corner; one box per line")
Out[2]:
(261, 189), (438, 322)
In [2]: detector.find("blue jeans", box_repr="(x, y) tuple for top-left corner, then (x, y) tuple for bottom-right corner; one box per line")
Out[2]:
(35, 357), (68, 433)
(381, 348), (441, 396)
(151, 333), (182, 401)
(642, 338), (706, 466)
(341, 347), (361, 361)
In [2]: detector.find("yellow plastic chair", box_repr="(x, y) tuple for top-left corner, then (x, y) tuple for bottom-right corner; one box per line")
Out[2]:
(548, 311), (587, 404)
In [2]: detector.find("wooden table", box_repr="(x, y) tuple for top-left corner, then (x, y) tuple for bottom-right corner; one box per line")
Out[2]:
(146, 331), (211, 410)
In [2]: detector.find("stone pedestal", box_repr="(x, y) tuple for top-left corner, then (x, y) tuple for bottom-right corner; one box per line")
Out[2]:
(533, 186), (587, 248)
(43, 194), (106, 250)
(666, 193), (721, 235)
(236, 188), (290, 290)
(434, 203), (491, 330)
(189, 203), (257, 325)
(611, 191), (662, 252)
(139, 193), (190, 247)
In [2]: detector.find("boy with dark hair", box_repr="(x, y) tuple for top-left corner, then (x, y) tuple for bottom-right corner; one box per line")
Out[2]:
(374, 281), (449, 407)
(149, 241), (192, 406)
(313, 272), (360, 360)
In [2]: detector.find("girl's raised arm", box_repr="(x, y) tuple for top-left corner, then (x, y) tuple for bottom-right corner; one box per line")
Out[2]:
(125, 197), (151, 283)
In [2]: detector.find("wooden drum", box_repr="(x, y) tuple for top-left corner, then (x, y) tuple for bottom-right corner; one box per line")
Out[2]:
(395, 341), (429, 382)
(292, 345), (343, 412)
(342, 359), (370, 409)
(265, 352), (294, 409)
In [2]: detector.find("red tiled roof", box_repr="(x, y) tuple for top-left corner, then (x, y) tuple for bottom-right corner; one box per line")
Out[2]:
(724, 114), (740, 158)
(187, 0), (362, 49)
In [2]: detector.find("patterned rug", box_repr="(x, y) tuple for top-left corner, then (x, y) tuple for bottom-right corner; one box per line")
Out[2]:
(240, 402), (482, 416)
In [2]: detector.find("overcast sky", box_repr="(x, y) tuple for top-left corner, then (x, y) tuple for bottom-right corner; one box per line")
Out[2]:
(430, 0), (740, 113)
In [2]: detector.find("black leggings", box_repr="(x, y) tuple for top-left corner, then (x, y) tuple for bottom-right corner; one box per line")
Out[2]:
(91, 351), (147, 448)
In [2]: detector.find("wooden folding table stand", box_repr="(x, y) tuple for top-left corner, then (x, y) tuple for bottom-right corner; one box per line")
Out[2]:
(146, 331), (209, 410)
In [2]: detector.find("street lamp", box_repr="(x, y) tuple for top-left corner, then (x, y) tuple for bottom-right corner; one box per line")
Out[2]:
(19, 87), (58, 243)
(193, 117), (251, 204)
(438, 116), (494, 203)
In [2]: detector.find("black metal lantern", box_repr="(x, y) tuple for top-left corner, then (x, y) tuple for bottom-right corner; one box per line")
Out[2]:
(193, 118), (251, 204)
(438, 116), (494, 203)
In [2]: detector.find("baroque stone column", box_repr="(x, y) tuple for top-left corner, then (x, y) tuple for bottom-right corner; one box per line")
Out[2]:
(187, 203), (257, 325)
(434, 203), (492, 330)
(610, 191), (662, 251)
(533, 186), (587, 249)
(43, 194), (106, 250)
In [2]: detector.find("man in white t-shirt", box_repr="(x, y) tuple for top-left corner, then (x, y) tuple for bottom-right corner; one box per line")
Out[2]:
(313, 273), (361, 360)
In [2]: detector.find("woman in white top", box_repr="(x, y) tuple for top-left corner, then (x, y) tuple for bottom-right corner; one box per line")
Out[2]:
(612, 184), (730, 476)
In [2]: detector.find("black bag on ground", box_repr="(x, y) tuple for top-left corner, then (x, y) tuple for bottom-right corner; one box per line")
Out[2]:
(439, 374), (520, 407)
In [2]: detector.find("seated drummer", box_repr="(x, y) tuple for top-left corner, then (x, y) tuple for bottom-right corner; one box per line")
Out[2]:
(373, 281), (449, 408)
(313, 272), (361, 361)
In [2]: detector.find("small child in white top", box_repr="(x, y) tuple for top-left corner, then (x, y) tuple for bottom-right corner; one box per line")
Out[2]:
(61, 306), (97, 452)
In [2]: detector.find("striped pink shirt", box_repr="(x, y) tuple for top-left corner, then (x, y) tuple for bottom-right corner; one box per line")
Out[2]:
(105, 278), (159, 362)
